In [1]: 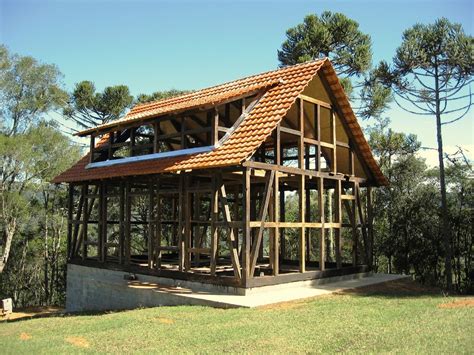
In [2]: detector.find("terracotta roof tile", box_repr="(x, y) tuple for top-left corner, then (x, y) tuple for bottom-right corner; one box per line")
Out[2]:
(53, 59), (388, 186)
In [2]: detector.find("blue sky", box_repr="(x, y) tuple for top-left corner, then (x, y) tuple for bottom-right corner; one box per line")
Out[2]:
(1, 0), (473, 163)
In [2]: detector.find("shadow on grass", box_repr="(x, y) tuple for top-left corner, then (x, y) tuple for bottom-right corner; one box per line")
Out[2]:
(336, 279), (445, 299)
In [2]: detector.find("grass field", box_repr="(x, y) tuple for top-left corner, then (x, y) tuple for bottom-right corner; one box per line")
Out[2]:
(1, 280), (472, 354)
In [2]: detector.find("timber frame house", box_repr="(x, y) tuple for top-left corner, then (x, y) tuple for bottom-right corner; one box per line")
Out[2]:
(53, 59), (388, 289)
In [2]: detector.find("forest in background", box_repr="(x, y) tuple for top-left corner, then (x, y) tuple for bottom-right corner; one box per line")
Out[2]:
(1, 13), (472, 307)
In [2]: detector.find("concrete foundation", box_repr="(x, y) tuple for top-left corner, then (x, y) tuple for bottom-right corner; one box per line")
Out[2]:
(66, 263), (410, 312)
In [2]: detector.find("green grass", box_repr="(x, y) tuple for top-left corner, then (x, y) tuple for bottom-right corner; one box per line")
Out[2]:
(1, 280), (472, 354)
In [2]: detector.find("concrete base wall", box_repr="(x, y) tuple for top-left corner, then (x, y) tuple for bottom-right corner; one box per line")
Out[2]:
(66, 263), (372, 312)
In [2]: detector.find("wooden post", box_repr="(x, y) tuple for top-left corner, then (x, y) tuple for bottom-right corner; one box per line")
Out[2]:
(299, 175), (306, 273)
(210, 175), (219, 276)
(331, 109), (337, 173)
(156, 179), (162, 269)
(351, 183), (357, 266)
(319, 177), (325, 271)
(119, 181), (125, 264)
(242, 168), (251, 285)
(335, 180), (342, 269)
(67, 185), (74, 260)
(316, 104), (321, 172)
(82, 184), (88, 260)
(273, 171), (280, 276)
(99, 182), (106, 262)
(367, 186), (374, 269)
(178, 174), (185, 271)
(184, 177), (191, 271)
(148, 182), (155, 269)
(125, 181), (131, 265)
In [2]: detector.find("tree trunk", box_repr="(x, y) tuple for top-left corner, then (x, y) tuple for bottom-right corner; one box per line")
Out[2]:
(0, 219), (16, 273)
(434, 65), (452, 290)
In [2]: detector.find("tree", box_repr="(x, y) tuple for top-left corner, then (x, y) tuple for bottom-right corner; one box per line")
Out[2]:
(63, 81), (133, 130)
(0, 45), (67, 136)
(135, 89), (191, 104)
(0, 122), (80, 273)
(278, 11), (391, 119)
(378, 18), (473, 290)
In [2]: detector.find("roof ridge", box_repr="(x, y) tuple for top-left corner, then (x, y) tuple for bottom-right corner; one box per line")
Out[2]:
(131, 58), (327, 111)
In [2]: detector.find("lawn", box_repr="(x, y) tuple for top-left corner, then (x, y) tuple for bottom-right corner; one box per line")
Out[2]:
(1, 280), (472, 354)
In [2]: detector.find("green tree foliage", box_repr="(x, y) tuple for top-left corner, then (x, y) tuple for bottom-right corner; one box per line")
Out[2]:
(63, 81), (133, 130)
(377, 18), (473, 289)
(136, 89), (191, 104)
(278, 11), (391, 119)
(0, 45), (67, 136)
(368, 117), (472, 292)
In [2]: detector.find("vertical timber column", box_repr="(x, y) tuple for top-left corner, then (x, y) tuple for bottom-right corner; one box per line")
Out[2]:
(184, 176), (192, 271)
(67, 184), (74, 260)
(178, 174), (185, 272)
(119, 181), (125, 264)
(351, 182), (357, 266)
(367, 186), (374, 269)
(298, 98), (306, 273)
(331, 109), (337, 173)
(82, 184), (88, 260)
(273, 126), (280, 276)
(210, 175), (219, 276)
(148, 182), (155, 269)
(125, 181), (131, 266)
(335, 180), (342, 269)
(156, 179), (162, 269)
(319, 177), (325, 271)
(242, 168), (251, 286)
(99, 182), (106, 262)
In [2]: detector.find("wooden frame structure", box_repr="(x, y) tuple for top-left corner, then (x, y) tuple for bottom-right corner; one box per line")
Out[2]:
(55, 59), (385, 289)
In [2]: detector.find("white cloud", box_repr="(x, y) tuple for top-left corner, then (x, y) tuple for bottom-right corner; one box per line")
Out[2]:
(417, 144), (474, 168)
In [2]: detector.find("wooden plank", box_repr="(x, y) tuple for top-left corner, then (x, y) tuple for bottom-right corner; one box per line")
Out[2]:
(210, 176), (218, 276)
(218, 178), (242, 280)
(316, 104), (321, 172)
(249, 170), (275, 276)
(125, 181), (131, 265)
(273, 171), (280, 276)
(82, 184), (88, 260)
(355, 182), (369, 264)
(335, 180), (342, 269)
(298, 94), (332, 109)
(319, 177), (325, 271)
(367, 186), (374, 269)
(242, 168), (251, 286)
(99, 182), (106, 262)
(331, 109), (337, 173)
(178, 175), (185, 271)
(67, 185), (74, 260)
(280, 126), (301, 136)
(148, 182), (155, 268)
(119, 182), (125, 265)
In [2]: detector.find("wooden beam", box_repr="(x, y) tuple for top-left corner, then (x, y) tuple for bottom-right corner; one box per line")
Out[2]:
(242, 168), (251, 285)
(367, 186), (374, 269)
(210, 176), (219, 276)
(249, 170), (275, 276)
(298, 94), (331, 109)
(82, 184), (88, 260)
(156, 179), (162, 269)
(319, 177), (325, 271)
(335, 179), (342, 269)
(218, 179), (242, 280)
(67, 185), (74, 260)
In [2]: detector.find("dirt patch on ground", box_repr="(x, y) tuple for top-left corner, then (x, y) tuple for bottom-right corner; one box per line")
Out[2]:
(155, 317), (174, 324)
(438, 298), (474, 309)
(337, 278), (440, 297)
(1, 306), (63, 322)
(19, 332), (32, 340)
(258, 298), (310, 311)
(66, 336), (90, 348)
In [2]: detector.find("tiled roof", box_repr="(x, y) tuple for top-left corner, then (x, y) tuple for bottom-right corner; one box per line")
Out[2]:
(53, 59), (388, 186)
